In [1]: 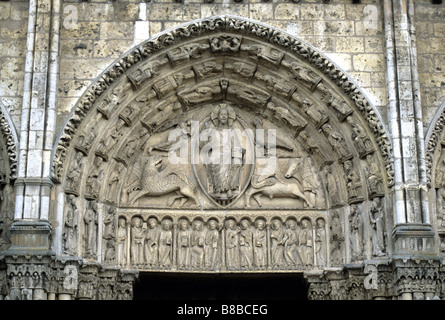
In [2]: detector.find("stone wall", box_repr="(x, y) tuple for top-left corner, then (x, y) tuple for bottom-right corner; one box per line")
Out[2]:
(415, 0), (445, 132)
(0, 0), (29, 132)
(56, 0), (388, 134)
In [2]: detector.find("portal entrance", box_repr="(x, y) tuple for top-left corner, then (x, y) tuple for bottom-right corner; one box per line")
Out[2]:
(133, 272), (309, 300)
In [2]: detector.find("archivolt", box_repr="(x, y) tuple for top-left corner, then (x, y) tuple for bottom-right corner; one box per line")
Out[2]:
(0, 102), (18, 181)
(51, 15), (393, 193)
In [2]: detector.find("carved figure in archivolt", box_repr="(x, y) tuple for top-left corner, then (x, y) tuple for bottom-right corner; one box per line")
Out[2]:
(242, 44), (284, 66)
(225, 218), (239, 269)
(298, 218), (313, 267)
(364, 154), (383, 196)
(322, 163), (341, 207)
(84, 200), (98, 259)
(116, 217), (127, 266)
(192, 61), (223, 79)
(126, 154), (199, 207)
(107, 162), (125, 203)
(178, 81), (223, 108)
(245, 158), (311, 208)
(343, 160), (364, 202)
(300, 99), (328, 129)
(321, 124), (352, 161)
(270, 218), (286, 268)
(239, 219), (253, 269)
(96, 118), (126, 158)
(141, 100), (182, 133)
(65, 151), (84, 193)
(253, 218), (267, 269)
(131, 216), (145, 265)
(266, 101), (307, 136)
(205, 219), (220, 269)
(284, 218), (299, 267)
(369, 197), (386, 257)
(255, 72), (297, 99)
(63, 194), (78, 255)
(349, 204), (364, 261)
(167, 43), (209, 64)
(224, 61), (256, 80)
(283, 61), (322, 90)
(76, 116), (99, 154)
(85, 156), (104, 199)
(315, 218), (327, 267)
(159, 219), (173, 268)
(285, 157), (322, 208)
(346, 116), (373, 157)
(299, 130), (328, 164)
(144, 218), (159, 267)
(177, 219), (191, 268)
(327, 96), (353, 122)
(191, 220), (206, 268)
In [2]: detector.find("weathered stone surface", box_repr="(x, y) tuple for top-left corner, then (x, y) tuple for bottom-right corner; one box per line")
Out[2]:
(2, 0), (445, 302)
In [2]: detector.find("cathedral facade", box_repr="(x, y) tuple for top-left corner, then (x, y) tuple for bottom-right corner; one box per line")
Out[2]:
(0, 0), (445, 300)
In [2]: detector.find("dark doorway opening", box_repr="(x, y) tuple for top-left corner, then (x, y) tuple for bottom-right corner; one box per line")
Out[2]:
(133, 272), (309, 300)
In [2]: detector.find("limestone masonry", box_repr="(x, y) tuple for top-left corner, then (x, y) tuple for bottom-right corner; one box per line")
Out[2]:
(0, 0), (444, 300)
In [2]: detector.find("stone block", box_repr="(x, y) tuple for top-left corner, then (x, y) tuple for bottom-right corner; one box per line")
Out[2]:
(336, 37), (364, 53)
(201, 4), (249, 18)
(300, 4), (324, 20)
(285, 21), (314, 36)
(0, 21), (27, 39)
(10, 1), (29, 21)
(417, 54), (435, 73)
(147, 4), (184, 21)
(0, 79), (18, 96)
(60, 21), (100, 40)
(349, 72), (371, 88)
(84, 3), (114, 21)
(434, 22), (445, 38)
(325, 53), (352, 71)
(249, 4), (274, 21)
(92, 40), (133, 58)
(0, 57), (25, 80)
(0, 2), (10, 20)
(301, 36), (334, 52)
(149, 21), (163, 37)
(323, 4), (345, 20)
(60, 40), (94, 59)
(183, 4), (201, 21)
(314, 21), (354, 36)
(274, 3), (300, 20)
(364, 37), (384, 53)
(434, 55), (445, 72)
(353, 53), (385, 72)
(59, 58), (114, 80)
